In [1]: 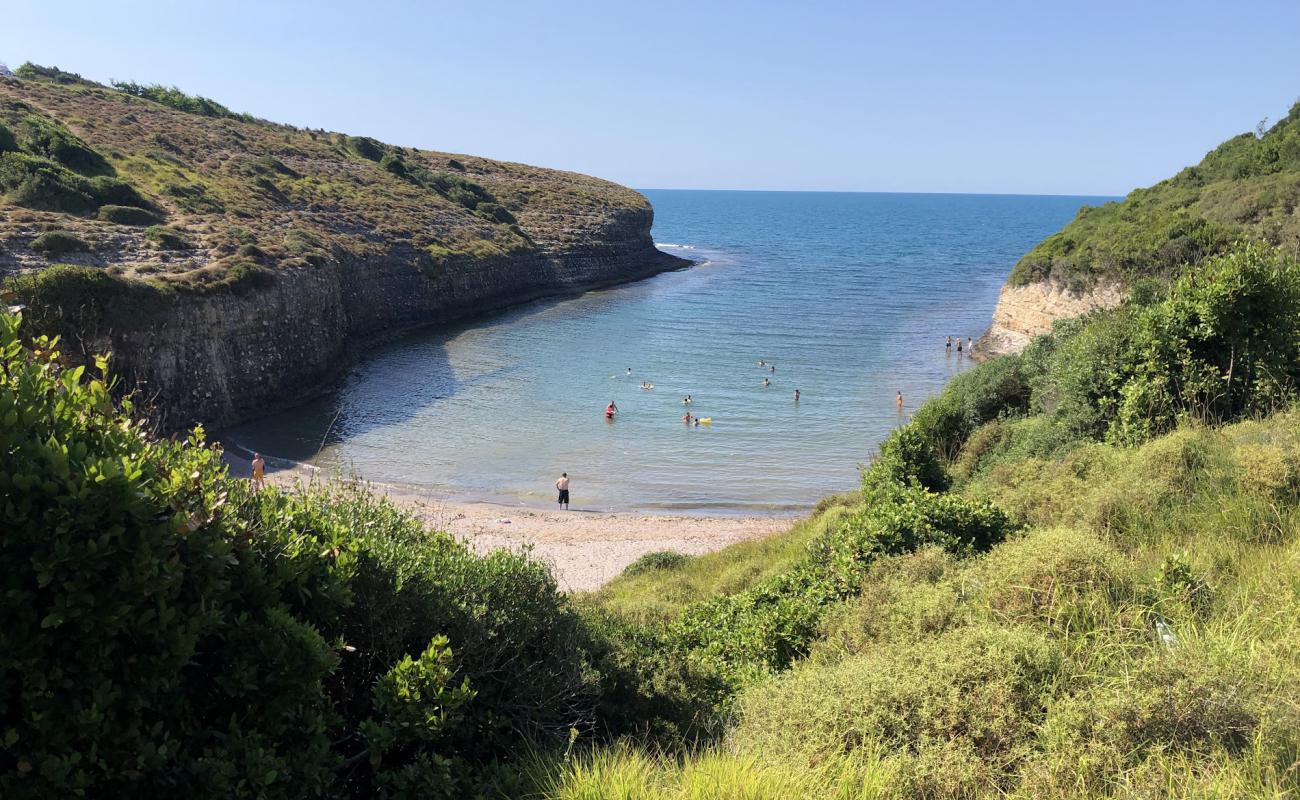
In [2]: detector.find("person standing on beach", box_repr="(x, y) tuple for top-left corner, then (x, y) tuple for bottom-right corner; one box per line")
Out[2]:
(251, 452), (266, 489)
(555, 472), (570, 509)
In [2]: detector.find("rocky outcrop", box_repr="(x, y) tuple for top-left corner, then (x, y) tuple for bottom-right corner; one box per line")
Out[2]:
(976, 278), (1127, 357)
(71, 210), (686, 430)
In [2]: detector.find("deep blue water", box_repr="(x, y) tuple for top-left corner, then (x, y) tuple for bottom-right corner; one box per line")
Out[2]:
(227, 190), (1111, 512)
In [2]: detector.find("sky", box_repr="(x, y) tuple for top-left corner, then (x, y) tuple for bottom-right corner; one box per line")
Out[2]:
(3, 1), (1297, 196)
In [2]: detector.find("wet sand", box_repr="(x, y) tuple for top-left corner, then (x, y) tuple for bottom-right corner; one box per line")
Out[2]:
(224, 452), (791, 592)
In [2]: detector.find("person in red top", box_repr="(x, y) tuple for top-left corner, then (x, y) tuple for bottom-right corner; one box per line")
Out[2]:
(605, 401), (618, 419)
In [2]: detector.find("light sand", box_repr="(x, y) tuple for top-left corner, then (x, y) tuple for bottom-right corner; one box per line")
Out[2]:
(223, 451), (791, 592)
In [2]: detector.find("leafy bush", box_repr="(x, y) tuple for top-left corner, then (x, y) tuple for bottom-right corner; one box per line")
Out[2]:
(97, 203), (161, 226)
(15, 113), (108, 174)
(621, 550), (692, 577)
(910, 354), (1030, 461)
(0, 152), (98, 213)
(733, 625), (1062, 796)
(0, 313), (609, 797)
(29, 230), (89, 255)
(0, 121), (16, 153)
(378, 150), (407, 177)
(13, 62), (91, 85)
(112, 81), (239, 118)
(0, 316), (340, 798)
(346, 135), (385, 162)
(475, 201), (517, 224)
(144, 224), (193, 249)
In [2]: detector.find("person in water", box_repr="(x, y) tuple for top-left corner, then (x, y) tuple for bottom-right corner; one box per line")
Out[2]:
(896, 391), (904, 412)
(946, 335), (952, 351)
(956, 338), (963, 353)
(555, 472), (570, 509)
(967, 337), (973, 352)
(627, 367), (632, 377)
(794, 388), (800, 402)
(682, 411), (694, 424)
(605, 401), (618, 419)
(251, 452), (266, 489)
(762, 377), (771, 388)
(758, 360), (766, 367)
(770, 364), (776, 373)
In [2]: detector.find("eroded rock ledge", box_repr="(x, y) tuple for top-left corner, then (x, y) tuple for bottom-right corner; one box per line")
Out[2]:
(976, 278), (1127, 357)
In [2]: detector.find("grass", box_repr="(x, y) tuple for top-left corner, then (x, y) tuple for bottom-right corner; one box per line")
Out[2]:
(584, 501), (858, 625)
(556, 410), (1300, 799)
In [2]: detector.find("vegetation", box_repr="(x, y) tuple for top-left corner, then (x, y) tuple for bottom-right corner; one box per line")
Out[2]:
(28, 230), (89, 255)
(1010, 101), (1300, 289)
(0, 64), (648, 294)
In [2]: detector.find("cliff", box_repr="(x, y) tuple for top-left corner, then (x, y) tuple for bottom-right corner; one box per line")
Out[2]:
(980, 99), (1300, 356)
(0, 65), (687, 428)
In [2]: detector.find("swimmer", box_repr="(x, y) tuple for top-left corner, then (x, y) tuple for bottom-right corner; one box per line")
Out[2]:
(770, 365), (776, 373)
(627, 367), (632, 377)
(758, 359), (766, 367)
(682, 412), (693, 424)
(762, 377), (771, 388)
(794, 388), (800, 402)
(896, 391), (904, 411)
(605, 401), (618, 419)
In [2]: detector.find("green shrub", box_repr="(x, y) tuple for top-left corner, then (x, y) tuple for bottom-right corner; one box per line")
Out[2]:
(144, 225), (193, 250)
(0, 121), (16, 153)
(974, 528), (1135, 632)
(0, 317), (340, 798)
(818, 547), (961, 653)
(733, 625), (1062, 795)
(112, 81), (238, 118)
(911, 355), (1030, 461)
(378, 150), (407, 177)
(29, 230), (90, 255)
(621, 550), (692, 577)
(346, 135), (384, 161)
(13, 62), (92, 85)
(0, 151), (97, 213)
(16, 113), (109, 174)
(870, 424), (948, 492)
(97, 203), (161, 226)
(475, 201), (517, 224)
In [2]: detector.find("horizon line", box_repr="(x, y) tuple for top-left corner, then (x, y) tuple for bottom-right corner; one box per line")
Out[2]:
(636, 187), (1125, 199)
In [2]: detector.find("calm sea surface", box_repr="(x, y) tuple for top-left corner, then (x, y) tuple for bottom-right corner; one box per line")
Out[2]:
(226, 191), (1111, 513)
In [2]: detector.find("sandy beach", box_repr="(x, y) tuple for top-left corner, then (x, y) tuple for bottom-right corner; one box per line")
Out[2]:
(223, 452), (791, 592)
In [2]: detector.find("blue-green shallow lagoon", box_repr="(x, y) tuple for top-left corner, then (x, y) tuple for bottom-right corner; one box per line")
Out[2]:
(224, 190), (1112, 513)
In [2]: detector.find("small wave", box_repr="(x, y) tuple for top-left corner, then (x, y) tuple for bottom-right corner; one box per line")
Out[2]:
(655, 242), (696, 250)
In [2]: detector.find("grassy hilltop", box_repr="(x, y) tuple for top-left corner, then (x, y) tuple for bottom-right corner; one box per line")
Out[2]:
(0, 62), (650, 290)
(1010, 101), (1300, 291)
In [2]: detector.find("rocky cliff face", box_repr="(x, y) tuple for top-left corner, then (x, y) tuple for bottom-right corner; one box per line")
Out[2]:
(976, 278), (1127, 357)
(0, 71), (687, 428)
(55, 211), (684, 430)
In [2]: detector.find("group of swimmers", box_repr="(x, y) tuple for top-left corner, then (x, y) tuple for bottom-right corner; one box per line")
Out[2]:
(946, 336), (975, 354)
(609, 361), (802, 426)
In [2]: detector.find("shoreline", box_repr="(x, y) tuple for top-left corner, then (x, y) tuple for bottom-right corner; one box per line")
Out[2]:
(223, 450), (792, 592)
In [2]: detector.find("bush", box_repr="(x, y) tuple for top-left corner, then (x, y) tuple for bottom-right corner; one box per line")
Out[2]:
(911, 355), (1030, 461)
(15, 113), (108, 174)
(475, 201), (517, 225)
(13, 62), (91, 85)
(29, 229), (89, 255)
(378, 151), (407, 177)
(97, 204), (161, 226)
(346, 135), (384, 161)
(0, 152), (97, 214)
(112, 81), (238, 118)
(144, 225), (193, 250)
(0, 121), (16, 153)
(974, 528), (1135, 632)
(0, 316), (340, 797)
(621, 550), (692, 577)
(732, 625), (1062, 795)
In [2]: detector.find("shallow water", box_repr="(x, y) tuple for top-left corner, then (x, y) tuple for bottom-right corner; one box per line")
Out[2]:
(226, 190), (1111, 512)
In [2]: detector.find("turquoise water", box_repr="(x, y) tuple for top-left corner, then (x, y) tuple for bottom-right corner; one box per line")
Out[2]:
(226, 191), (1111, 513)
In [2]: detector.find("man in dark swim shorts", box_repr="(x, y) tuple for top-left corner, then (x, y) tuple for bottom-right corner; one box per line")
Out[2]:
(555, 472), (570, 509)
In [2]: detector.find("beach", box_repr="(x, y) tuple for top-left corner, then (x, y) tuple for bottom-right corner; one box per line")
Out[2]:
(224, 452), (790, 592)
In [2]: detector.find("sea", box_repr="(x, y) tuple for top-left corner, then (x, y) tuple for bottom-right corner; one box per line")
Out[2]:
(225, 190), (1112, 514)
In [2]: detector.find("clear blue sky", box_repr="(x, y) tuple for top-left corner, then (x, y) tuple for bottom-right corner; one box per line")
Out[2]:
(3, 1), (1297, 195)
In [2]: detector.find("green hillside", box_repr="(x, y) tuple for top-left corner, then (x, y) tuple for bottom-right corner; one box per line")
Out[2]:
(0, 63), (650, 289)
(1010, 103), (1300, 290)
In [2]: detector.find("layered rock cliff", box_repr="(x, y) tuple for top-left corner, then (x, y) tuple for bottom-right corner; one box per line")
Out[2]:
(0, 66), (687, 428)
(976, 278), (1126, 357)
